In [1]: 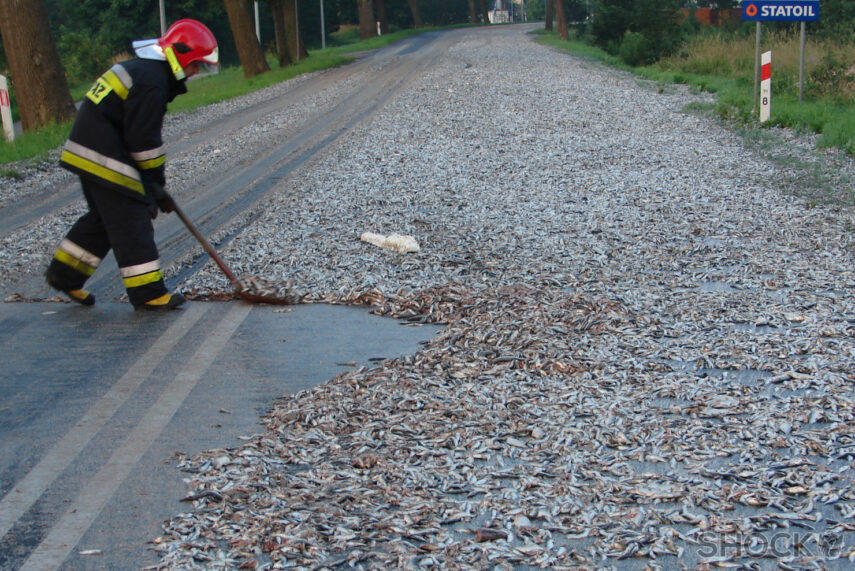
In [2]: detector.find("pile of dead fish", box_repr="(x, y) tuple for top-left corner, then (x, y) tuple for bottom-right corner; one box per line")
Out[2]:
(155, 283), (854, 569)
(149, 29), (854, 570)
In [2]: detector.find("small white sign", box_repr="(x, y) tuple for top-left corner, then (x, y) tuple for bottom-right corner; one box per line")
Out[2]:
(760, 51), (771, 123)
(0, 74), (14, 142)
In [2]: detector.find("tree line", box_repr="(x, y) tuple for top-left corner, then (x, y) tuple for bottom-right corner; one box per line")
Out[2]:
(0, 0), (492, 133)
(2, 0), (853, 134)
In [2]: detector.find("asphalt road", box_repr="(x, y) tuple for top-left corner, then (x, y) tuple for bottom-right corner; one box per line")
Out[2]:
(0, 300), (441, 569)
(0, 27), (457, 570)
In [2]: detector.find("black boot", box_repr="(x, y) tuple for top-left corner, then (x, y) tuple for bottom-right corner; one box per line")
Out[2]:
(45, 269), (95, 306)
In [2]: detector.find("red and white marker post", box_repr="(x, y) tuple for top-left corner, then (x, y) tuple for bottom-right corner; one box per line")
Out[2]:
(760, 51), (771, 123)
(0, 74), (14, 142)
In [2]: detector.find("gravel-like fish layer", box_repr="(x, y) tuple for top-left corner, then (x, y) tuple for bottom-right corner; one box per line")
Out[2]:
(3, 26), (855, 570)
(160, 31), (855, 569)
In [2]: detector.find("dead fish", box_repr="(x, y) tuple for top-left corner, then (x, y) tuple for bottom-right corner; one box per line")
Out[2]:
(473, 528), (508, 542)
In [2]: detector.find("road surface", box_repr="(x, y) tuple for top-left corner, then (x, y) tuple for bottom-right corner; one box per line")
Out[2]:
(0, 25), (463, 570)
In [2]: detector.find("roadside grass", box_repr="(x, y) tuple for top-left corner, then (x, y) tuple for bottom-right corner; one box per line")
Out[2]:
(535, 29), (855, 156)
(0, 27), (433, 167)
(0, 122), (71, 173)
(166, 52), (354, 114)
(170, 26), (447, 114)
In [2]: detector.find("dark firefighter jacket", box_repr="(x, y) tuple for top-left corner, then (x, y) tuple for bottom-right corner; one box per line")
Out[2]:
(59, 58), (187, 203)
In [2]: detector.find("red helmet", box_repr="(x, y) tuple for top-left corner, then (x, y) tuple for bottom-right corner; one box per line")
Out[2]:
(159, 19), (219, 69)
(134, 19), (218, 80)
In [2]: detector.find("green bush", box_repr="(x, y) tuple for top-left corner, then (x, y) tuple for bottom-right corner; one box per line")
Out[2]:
(619, 31), (651, 66)
(591, 0), (684, 63)
(812, 0), (855, 43)
(590, 0), (634, 54)
(526, 0), (546, 21)
(809, 50), (855, 102)
(57, 28), (113, 86)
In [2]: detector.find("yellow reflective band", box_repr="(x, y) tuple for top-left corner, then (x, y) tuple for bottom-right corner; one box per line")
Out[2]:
(135, 155), (166, 170)
(61, 149), (145, 194)
(163, 46), (186, 81)
(54, 249), (97, 277)
(102, 69), (129, 100)
(123, 269), (164, 289)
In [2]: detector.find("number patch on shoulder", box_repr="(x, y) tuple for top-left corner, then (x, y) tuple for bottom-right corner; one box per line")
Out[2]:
(86, 77), (113, 104)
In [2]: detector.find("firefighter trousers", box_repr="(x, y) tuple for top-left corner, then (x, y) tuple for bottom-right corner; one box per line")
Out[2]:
(47, 178), (168, 306)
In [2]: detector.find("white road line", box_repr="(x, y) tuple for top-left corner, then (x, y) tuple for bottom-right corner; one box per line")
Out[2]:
(20, 302), (252, 570)
(0, 303), (208, 541)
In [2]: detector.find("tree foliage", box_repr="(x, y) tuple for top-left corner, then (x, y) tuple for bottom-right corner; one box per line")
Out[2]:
(528, 0), (546, 23)
(590, 0), (685, 65)
(691, 0), (736, 7)
(19, 0), (851, 97)
(1, 0), (515, 88)
(806, 0), (855, 43)
(39, 0), (241, 85)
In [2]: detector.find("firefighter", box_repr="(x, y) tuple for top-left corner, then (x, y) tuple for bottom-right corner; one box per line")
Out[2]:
(45, 19), (218, 310)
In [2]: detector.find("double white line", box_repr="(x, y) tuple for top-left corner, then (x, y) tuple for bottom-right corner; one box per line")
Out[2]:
(0, 302), (252, 569)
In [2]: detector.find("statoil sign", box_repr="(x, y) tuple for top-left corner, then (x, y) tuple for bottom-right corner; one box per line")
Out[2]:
(742, 1), (819, 22)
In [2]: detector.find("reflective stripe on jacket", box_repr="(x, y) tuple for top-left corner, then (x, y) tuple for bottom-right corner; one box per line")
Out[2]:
(60, 59), (185, 201)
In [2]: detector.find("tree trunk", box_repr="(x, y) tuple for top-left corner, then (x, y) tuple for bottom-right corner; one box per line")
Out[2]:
(270, 1), (292, 67)
(358, 0), (376, 39)
(376, 0), (389, 34)
(0, 0), (76, 132)
(468, 0), (477, 23)
(438, 0), (450, 24)
(554, 0), (568, 39)
(406, 0), (423, 27)
(478, 0), (489, 24)
(545, 0), (554, 31)
(283, 0), (308, 61)
(223, 0), (270, 77)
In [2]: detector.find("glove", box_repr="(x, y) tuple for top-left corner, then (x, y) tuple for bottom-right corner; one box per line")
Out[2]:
(147, 182), (175, 216)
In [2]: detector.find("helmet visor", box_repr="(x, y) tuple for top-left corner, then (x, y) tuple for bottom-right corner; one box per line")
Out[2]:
(200, 46), (219, 65)
(133, 39), (166, 61)
(199, 61), (219, 75)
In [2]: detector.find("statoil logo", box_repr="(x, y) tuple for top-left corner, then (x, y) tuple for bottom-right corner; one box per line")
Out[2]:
(742, 1), (820, 22)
